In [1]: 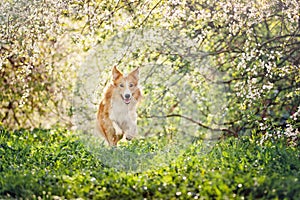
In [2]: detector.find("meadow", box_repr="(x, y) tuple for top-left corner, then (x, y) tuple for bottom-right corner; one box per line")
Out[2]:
(1, 128), (299, 199)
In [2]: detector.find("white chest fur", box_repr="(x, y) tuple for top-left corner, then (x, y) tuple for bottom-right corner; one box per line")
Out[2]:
(109, 98), (137, 131)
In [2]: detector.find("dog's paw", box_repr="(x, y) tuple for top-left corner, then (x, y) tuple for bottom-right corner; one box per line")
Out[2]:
(125, 134), (135, 141)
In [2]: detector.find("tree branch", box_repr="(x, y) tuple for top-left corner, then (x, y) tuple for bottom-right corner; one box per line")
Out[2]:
(144, 114), (237, 136)
(138, 0), (162, 27)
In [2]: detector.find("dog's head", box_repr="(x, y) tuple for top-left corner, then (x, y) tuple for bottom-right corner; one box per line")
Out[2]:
(112, 66), (139, 104)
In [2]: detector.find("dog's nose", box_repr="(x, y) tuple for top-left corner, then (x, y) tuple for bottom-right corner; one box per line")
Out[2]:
(125, 94), (130, 99)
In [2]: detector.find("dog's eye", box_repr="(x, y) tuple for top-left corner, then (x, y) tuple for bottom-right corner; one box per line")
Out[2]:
(129, 83), (134, 87)
(120, 84), (124, 87)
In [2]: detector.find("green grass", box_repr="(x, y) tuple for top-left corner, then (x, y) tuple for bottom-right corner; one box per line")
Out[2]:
(0, 128), (299, 199)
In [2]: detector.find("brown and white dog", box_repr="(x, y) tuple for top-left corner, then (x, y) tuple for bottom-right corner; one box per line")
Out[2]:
(97, 66), (142, 146)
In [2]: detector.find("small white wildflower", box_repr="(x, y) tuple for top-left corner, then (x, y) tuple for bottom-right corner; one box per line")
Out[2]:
(176, 191), (182, 196)
(90, 177), (96, 182)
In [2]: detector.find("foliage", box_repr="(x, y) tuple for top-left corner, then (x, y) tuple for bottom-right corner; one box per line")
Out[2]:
(0, 0), (78, 128)
(1, 129), (299, 199)
(1, 0), (299, 139)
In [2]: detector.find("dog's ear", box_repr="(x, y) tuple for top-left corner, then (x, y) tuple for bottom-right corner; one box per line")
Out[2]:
(129, 67), (139, 80)
(112, 66), (122, 80)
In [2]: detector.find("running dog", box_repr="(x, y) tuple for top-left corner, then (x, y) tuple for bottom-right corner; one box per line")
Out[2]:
(97, 66), (142, 146)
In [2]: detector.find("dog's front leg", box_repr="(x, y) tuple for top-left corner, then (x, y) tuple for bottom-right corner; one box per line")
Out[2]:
(112, 121), (123, 136)
(125, 111), (138, 140)
(125, 123), (137, 141)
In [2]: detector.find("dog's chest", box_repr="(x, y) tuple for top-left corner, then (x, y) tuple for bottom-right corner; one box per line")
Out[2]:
(109, 100), (132, 125)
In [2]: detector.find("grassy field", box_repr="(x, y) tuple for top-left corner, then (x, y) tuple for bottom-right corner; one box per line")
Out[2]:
(0, 128), (299, 199)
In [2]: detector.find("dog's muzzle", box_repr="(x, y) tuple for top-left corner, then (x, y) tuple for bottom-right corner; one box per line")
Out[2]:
(123, 94), (131, 104)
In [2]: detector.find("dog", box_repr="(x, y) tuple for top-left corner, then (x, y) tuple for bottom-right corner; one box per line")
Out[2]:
(97, 66), (142, 146)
